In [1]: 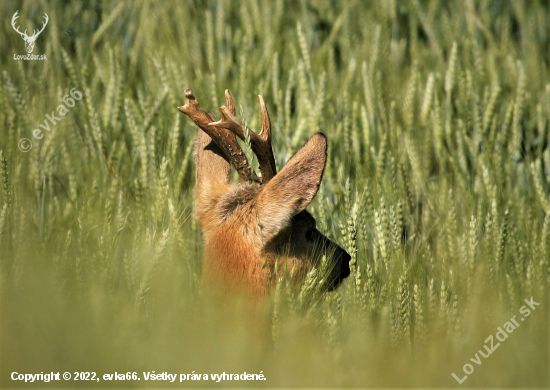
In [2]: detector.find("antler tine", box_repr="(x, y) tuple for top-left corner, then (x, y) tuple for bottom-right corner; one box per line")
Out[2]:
(257, 95), (272, 145)
(224, 90), (236, 115)
(11, 11), (28, 38)
(256, 95), (277, 181)
(178, 89), (256, 183)
(32, 13), (48, 38)
(210, 90), (277, 183)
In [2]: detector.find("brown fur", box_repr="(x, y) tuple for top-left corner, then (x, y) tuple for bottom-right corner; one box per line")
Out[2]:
(193, 129), (350, 298)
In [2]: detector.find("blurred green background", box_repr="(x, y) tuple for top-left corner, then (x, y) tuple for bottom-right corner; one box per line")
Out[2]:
(0, 0), (549, 387)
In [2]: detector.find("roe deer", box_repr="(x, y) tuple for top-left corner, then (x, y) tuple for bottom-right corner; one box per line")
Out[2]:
(178, 88), (350, 297)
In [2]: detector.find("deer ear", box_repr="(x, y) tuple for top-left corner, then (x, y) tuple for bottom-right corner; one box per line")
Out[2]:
(257, 132), (327, 242)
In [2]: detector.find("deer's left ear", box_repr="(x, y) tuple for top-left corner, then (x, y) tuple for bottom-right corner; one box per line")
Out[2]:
(257, 132), (327, 242)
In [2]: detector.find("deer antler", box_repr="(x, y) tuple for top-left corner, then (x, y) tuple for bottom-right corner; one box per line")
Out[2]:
(178, 89), (256, 183)
(11, 11), (29, 39)
(31, 13), (48, 39)
(209, 90), (277, 183)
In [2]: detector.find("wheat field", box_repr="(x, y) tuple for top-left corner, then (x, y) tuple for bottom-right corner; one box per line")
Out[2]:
(1, 0), (549, 388)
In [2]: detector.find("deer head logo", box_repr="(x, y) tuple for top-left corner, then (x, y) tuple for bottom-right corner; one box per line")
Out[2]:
(11, 11), (49, 54)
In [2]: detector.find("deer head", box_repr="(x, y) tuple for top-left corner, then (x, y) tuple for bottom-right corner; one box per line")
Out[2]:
(178, 89), (351, 297)
(11, 11), (49, 54)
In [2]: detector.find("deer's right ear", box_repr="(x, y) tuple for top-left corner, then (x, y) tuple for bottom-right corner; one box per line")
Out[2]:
(257, 132), (327, 242)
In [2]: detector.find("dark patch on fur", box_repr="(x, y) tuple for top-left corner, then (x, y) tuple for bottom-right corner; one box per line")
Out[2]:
(217, 183), (257, 220)
(265, 210), (315, 253)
